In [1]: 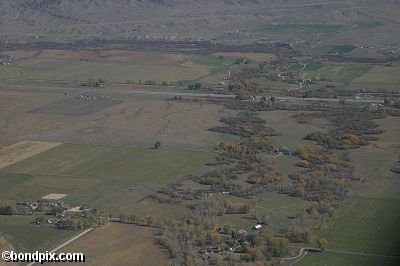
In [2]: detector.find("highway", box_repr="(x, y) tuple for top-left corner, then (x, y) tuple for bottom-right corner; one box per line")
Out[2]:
(0, 83), (384, 104)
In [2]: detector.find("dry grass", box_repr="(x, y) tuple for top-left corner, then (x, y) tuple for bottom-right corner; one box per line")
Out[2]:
(0, 91), (229, 149)
(45, 223), (168, 266)
(258, 110), (329, 148)
(0, 141), (61, 169)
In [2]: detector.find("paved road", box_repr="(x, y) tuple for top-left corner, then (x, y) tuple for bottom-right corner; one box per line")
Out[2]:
(26, 228), (93, 266)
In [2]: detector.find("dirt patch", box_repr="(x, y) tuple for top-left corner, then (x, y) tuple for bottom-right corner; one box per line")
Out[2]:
(41, 193), (67, 200)
(45, 223), (168, 266)
(0, 141), (61, 169)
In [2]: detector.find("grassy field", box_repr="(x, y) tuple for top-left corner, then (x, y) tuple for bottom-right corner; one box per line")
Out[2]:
(256, 23), (344, 33)
(0, 173), (33, 197)
(217, 191), (311, 235)
(0, 91), (228, 150)
(300, 64), (373, 84)
(0, 215), (77, 252)
(325, 44), (358, 55)
(1, 144), (213, 217)
(349, 116), (400, 199)
(352, 65), (400, 90)
(46, 223), (168, 266)
(350, 146), (400, 199)
(296, 115), (400, 265)
(0, 141), (61, 169)
(317, 197), (400, 256)
(258, 110), (328, 148)
(3, 144), (213, 183)
(0, 50), (232, 83)
(296, 251), (400, 266)
(0, 60), (210, 83)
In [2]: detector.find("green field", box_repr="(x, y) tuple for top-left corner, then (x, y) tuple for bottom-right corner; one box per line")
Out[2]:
(291, 63), (323, 72)
(317, 197), (400, 256)
(0, 59), (213, 83)
(352, 65), (400, 90)
(193, 55), (234, 69)
(1, 144), (213, 217)
(0, 173), (32, 196)
(256, 23), (344, 33)
(0, 215), (76, 252)
(300, 64), (372, 84)
(325, 45), (357, 55)
(296, 251), (400, 266)
(3, 144), (213, 183)
(217, 191), (310, 234)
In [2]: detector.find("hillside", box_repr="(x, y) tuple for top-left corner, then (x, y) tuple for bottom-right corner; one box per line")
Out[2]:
(1, 0), (400, 50)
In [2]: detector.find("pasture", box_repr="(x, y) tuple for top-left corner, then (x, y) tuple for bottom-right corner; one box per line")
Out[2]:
(45, 223), (168, 266)
(352, 65), (400, 90)
(296, 251), (400, 266)
(300, 64), (373, 85)
(0, 50), (229, 83)
(0, 90), (229, 150)
(300, 114), (400, 264)
(350, 115), (400, 199)
(217, 192), (311, 235)
(0, 143), (213, 217)
(258, 110), (329, 148)
(321, 44), (358, 55)
(2, 144), (213, 183)
(0, 141), (61, 169)
(317, 197), (400, 256)
(255, 23), (345, 34)
(0, 215), (76, 252)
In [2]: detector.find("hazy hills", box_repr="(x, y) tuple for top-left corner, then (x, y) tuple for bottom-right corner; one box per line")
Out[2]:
(1, 0), (400, 50)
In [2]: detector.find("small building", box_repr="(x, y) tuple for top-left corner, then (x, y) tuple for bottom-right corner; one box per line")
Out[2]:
(65, 206), (83, 214)
(253, 224), (262, 230)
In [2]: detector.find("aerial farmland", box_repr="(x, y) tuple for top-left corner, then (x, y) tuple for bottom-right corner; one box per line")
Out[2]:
(0, 1), (399, 265)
